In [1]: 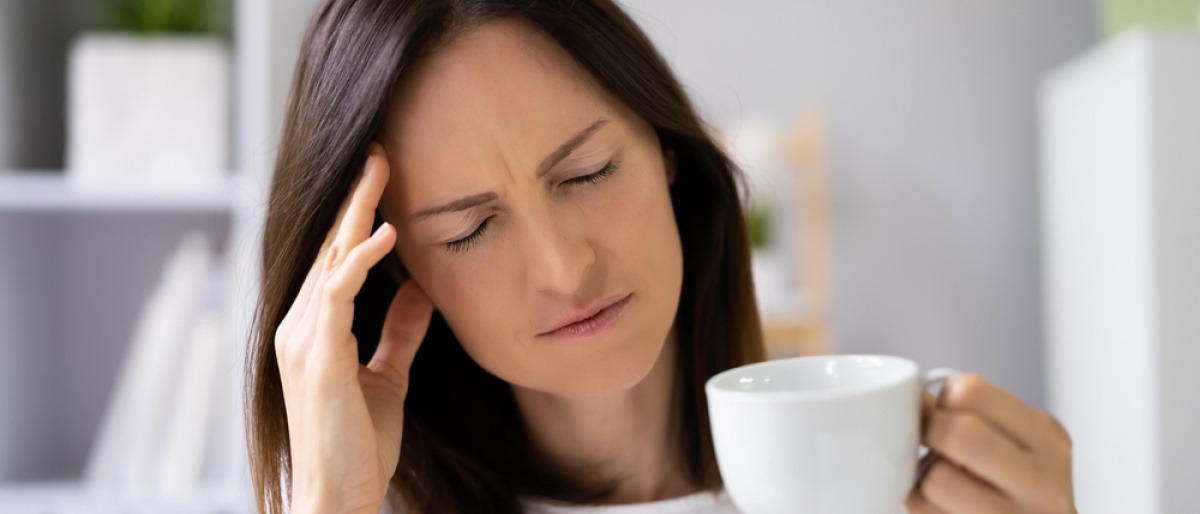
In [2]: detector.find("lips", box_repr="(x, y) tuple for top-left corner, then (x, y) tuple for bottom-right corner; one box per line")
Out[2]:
(538, 293), (632, 338)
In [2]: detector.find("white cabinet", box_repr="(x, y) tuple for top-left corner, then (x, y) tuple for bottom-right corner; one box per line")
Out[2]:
(1041, 30), (1200, 514)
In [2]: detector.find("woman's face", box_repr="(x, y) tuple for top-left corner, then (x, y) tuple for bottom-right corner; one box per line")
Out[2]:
(379, 18), (684, 397)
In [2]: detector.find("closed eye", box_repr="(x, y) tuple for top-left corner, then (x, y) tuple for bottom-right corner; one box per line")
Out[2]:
(445, 216), (492, 254)
(564, 160), (619, 187)
(443, 161), (617, 255)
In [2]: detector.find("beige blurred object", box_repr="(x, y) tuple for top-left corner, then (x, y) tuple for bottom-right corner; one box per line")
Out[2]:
(762, 106), (834, 358)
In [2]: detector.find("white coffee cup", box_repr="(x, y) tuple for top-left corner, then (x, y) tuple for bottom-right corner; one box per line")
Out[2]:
(705, 355), (955, 514)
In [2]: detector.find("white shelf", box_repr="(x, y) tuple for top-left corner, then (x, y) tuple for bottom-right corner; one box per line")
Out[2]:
(0, 0), (302, 494)
(0, 171), (234, 213)
(0, 481), (253, 514)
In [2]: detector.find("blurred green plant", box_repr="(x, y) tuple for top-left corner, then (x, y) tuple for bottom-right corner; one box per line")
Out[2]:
(1101, 0), (1200, 37)
(104, 0), (229, 33)
(746, 204), (772, 249)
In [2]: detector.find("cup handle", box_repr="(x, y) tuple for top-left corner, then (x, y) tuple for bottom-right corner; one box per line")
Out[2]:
(915, 368), (959, 487)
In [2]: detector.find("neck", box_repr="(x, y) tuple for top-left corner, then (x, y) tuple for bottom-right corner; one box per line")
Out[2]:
(511, 332), (698, 504)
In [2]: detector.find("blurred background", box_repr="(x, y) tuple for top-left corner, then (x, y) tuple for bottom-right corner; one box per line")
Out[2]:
(0, 0), (1197, 512)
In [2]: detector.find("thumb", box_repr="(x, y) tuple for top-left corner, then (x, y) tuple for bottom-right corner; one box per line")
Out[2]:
(367, 279), (434, 388)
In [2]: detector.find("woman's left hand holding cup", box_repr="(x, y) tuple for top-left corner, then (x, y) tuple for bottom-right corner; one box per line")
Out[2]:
(906, 375), (1077, 514)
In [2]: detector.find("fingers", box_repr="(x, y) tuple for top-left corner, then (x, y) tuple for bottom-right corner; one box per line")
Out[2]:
(283, 249), (324, 340)
(925, 410), (1038, 496)
(277, 144), (398, 367)
(322, 144), (387, 250)
(332, 144), (391, 256)
(920, 374), (1077, 513)
(314, 223), (398, 354)
(905, 489), (952, 514)
(915, 460), (1009, 514)
(939, 374), (1061, 451)
(366, 280), (435, 394)
(284, 144), (391, 332)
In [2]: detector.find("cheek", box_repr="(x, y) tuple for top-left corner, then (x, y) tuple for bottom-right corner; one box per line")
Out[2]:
(592, 164), (681, 276)
(422, 258), (514, 331)
(582, 163), (684, 343)
(396, 234), (502, 313)
(410, 250), (529, 369)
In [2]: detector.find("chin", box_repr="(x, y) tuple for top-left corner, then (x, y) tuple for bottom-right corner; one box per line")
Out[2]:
(546, 344), (667, 398)
(497, 320), (673, 399)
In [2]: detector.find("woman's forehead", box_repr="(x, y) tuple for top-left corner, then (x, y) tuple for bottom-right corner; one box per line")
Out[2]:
(383, 18), (621, 167)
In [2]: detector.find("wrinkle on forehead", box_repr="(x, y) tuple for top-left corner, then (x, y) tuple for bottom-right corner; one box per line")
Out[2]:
(381, 17), (621, 189)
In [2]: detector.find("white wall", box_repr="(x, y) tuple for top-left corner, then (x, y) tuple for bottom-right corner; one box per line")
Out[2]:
(621, 0), (1099, 406)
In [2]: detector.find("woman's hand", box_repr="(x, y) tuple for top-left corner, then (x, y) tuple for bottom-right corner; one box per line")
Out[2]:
(275, 144), (433, 514)
(906, 375), (1076, 514)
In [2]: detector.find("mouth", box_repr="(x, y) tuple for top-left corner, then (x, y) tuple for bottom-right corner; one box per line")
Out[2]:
(538, 293), (633, 338)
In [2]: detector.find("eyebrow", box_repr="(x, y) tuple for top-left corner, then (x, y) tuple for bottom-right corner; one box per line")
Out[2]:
(537, 117), (610, 177)
(410, 117), (611, 222)
(411, 192), (499, 221)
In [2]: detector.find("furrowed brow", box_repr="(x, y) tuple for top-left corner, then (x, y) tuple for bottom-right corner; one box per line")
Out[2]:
(411, 192), (499, 222)
(537, 117), (610, 178)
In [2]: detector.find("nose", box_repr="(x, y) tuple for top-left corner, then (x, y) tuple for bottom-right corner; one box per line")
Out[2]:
(519, 206), (597, 298)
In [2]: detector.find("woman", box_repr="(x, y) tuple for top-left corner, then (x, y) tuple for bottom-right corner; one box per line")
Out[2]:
(246, 1), (1076, 513)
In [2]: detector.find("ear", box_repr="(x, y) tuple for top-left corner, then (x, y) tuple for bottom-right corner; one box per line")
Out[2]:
(664, 147), (678, 185)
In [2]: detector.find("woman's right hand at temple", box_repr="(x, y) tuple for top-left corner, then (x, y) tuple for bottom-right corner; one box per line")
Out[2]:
(274, 143), (433, 514)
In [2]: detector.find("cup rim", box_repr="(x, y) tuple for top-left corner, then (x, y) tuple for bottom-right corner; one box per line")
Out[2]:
(705, 354), (918, 402)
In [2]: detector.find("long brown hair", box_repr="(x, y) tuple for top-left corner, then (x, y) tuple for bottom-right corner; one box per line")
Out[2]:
(245, 0), (764, 512)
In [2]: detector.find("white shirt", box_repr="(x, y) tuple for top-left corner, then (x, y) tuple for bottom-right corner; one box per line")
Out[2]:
(383, 490), (908, 513)
(522, 490), (741, 514)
